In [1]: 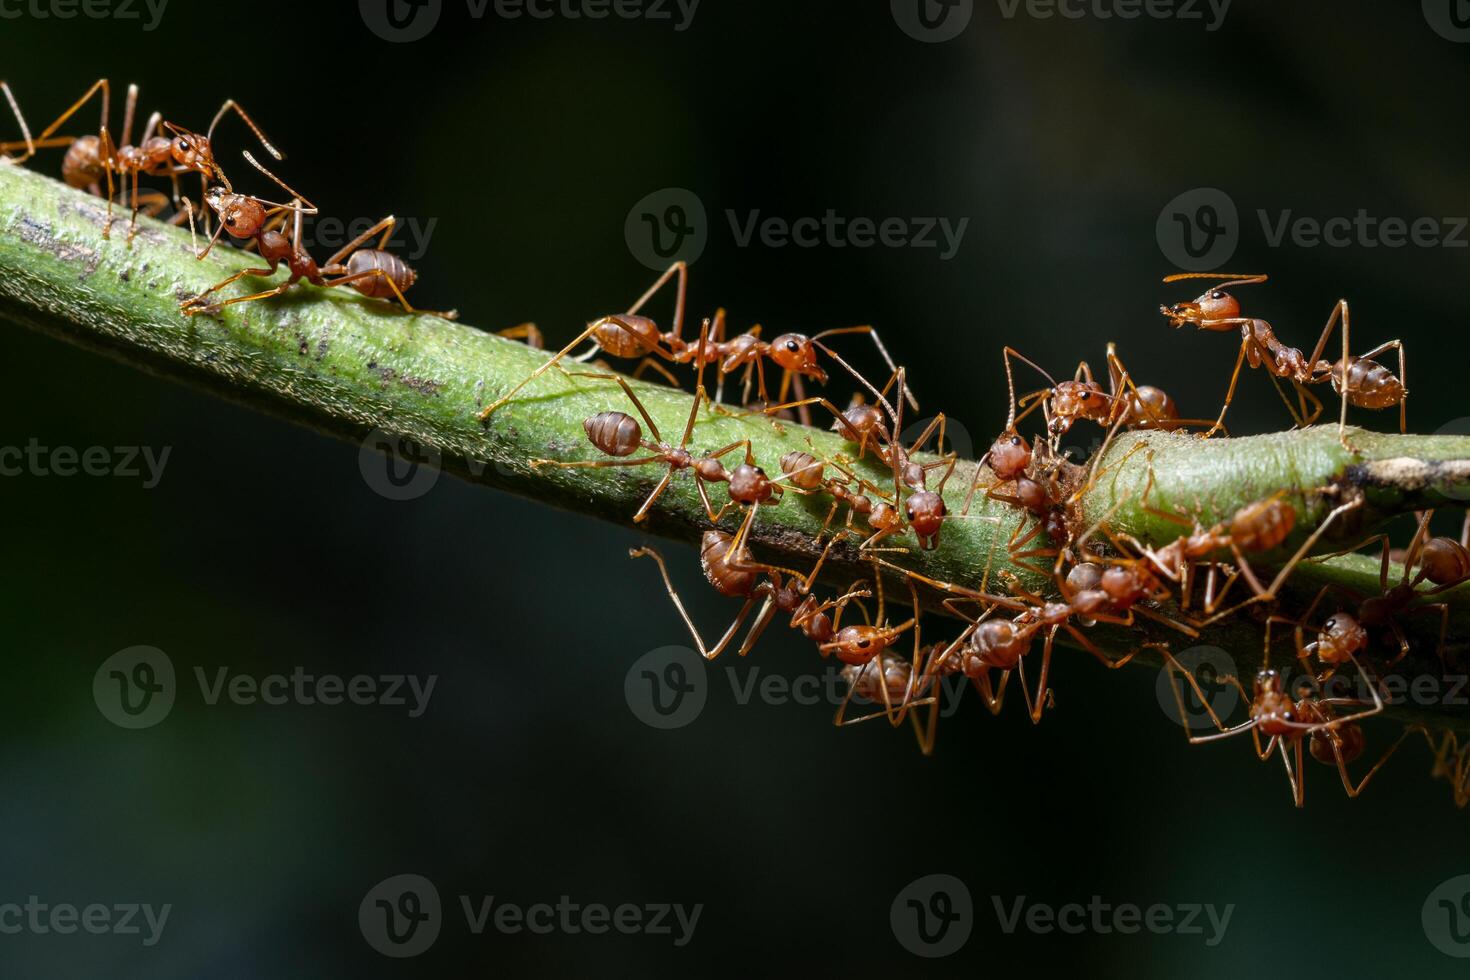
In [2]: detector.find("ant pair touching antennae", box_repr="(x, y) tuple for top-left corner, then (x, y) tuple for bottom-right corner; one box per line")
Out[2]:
(1160, 272), (1407, 449)
(1, 78), (282, 242)
(477, 260), (915, 423)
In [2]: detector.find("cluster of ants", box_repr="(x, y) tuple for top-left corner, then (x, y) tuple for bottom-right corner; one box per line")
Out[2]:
(483, 259), (1466, 809)
(5, 81), (1466, 808)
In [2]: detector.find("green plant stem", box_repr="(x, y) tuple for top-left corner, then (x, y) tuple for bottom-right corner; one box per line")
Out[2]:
(1, 161), (1467, 730)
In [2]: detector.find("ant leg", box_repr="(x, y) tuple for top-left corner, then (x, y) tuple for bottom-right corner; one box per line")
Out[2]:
(1204, 337), (1251, 438)
(30, 78), (109, 148)
(495, 322), (543, 349)
(1335, 726), (1415, 799)
(629, 357), (681, 386)
(0, 82), (36, 162)
(625, 260), (688, 338)
(628, 545), (756, 660)
(180, 262), (284, 313)
(1356, 338), (1408, 435)
(1160, 649), (1256, 742)
(1018, 626), (1057, 725)
(319, 268), (458, 320)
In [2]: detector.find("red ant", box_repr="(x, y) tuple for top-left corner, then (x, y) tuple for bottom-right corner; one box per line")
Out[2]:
(528, 325), (785, 525)
(1004, 345), (1217, 446)
(1108, 466), (1364, 626)
(1288, 510), (1470, 671)
(477, 261), (912, 423)
(1166, 642), (1400, 806)
(631, 513), (867, 662)
(1160, 273), (1407, 449)
(178, 155), (456, 320)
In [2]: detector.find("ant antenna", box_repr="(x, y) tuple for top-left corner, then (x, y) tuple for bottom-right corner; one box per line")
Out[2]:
(207, 99), (284, 161)
(1162, 272), (1269, 290)
(241, 150), (318, 213)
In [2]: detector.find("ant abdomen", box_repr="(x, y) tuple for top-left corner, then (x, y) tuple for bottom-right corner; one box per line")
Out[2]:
(1331, 358), (1404, 410)
(1310, 721), (1366, 766)
(842, 652), (912, 703)
(583, 411), (643, 457)
(1123, 385), (1179, 428)
(779, 451), (825, 491)
(967, 619), (1031, 672)
(61, 135), (103, 189)
(590, 314), (661, 358)
(344, 249), (416, 298)
(1230, 497), (1295, 552)
(699, 530), (759, 598)
(1419, 536), (1470, 586)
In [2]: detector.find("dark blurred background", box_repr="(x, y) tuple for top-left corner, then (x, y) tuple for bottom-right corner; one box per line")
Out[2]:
(2, 0), (1470, 975)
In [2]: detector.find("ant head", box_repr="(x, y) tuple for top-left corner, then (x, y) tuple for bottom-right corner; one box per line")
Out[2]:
(1253, 667), (1284, 696)
(1160, 289), (1241, 328)
(1316, 613), (1367, 664)
(987, 430), (1031, 482)
(904, 490), (946, 543)
(826, 624), (889, 666)
(214, 191), (266, 240)
(164, 123), (217, 176)
(1049, 381), (1109, 430)
(770, 333), (826, 381)
(728, 463), (776, 504)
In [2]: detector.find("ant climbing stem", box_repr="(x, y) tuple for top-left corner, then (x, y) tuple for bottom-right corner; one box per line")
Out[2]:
(477, 260), (914, 423)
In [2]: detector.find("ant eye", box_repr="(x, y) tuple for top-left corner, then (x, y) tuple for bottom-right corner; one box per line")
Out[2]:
(785, 340), (800, 352)
(1210, 291), (1224, 300)
(1010, 436), (1021, 446)
(1325, 617), (1336, 629)
(225, 215), (236, 226)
